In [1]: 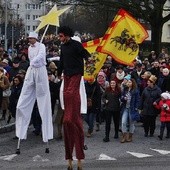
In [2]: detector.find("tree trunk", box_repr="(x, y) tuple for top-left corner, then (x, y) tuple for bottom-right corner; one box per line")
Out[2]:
(151, 23), (163, 55)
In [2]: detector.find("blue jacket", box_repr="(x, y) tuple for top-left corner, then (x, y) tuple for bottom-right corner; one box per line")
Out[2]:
(121, 88), (140, 121)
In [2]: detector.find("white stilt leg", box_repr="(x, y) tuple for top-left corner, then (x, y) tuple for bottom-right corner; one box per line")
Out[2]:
(16, 139), (21, 154)
(45, 141), (49, 153)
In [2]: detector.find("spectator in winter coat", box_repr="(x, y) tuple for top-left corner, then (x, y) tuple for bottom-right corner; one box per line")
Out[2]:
(154, 92), (170, 140)
(157, 68), (170, 92)
(139, 75), (161, 137)
(120, 78), (140, 143)
(8, 75), (23, 121)
(85, 78), (101, 137)
(102, 80), (121, 142)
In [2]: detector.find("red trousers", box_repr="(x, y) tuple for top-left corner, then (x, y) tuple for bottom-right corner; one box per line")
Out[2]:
(63, 74), (85, 160)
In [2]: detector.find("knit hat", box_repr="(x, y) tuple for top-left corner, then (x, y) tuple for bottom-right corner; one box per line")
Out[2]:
(149, 75), (157, 84)
(97, 71), (106, 78)
(161, 92), (170, 100)
(124, 74), (131, 80)
(162, 68), (169, 75)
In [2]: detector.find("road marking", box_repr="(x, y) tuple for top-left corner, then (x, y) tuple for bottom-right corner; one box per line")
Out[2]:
(0, 154), (17, 161)
(97, 154), (116, 160)
(33, 155), (49, 162)
(150, 148), (170, 155)
(127, 151), (153, 158)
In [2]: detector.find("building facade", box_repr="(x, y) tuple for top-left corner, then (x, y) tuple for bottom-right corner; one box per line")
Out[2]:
(1, 0), (46, 37)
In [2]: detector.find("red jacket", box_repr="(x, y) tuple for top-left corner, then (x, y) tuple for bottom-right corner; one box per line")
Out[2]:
(155, 99), (170, 122)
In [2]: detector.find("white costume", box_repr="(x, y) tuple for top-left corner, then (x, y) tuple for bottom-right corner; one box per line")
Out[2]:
(60, 77), (87, 114)
(16, 35), (53, 142)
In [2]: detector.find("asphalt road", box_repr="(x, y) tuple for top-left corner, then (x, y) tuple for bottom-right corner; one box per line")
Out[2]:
(0, 119), (170, 170)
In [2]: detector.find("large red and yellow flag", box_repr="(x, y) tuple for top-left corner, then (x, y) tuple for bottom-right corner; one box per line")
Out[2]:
(97, 9), (148, 66)
(83, 38), (107, 80)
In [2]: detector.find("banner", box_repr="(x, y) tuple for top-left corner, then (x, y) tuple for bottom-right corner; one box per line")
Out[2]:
(97, 9), (148, 66)
(83, 38), (107, 80)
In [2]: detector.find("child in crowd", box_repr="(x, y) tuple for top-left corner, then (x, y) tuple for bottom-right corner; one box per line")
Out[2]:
(154, 92), (170, 140)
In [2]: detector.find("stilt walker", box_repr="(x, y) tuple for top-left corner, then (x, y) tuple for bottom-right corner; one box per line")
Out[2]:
(57, 26), (90, 170)
(15, 32), (53, 154)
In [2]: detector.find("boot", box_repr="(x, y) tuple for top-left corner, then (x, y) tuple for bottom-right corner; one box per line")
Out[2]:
(103, 137), (110, 142)
(7, 115), (11, 124)
(126, 133), (133, 142)
(114, 132), (119, 139)
(120, 133), (127, 143)
(166, 131), (170, 138)
(96, 123), (100, 132)
(158, 126), (164, 140)
(86, 129), (93, 137)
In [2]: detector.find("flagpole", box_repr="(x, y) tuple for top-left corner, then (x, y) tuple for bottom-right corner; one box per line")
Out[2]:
(40, 24), (49, 43)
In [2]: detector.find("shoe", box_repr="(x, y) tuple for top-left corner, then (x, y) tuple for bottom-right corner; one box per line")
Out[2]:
(114, 133), (119, 139)
(67, 166), (73, 170)
(144, 133), (148, 137)
(150, 134), (154, 137)
(158, 135), (163, 140)
(77, 167), (82, 170)
(32, 130), (40, 136)
(86, 132), (92, 138)
(103, 137), (110, 142)
(83, 145), (88, 150)
(13, 136), (18, 140)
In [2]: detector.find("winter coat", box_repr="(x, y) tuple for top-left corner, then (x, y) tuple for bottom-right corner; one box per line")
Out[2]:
(121, 88), (140, 121)
(154, 99), (170, 122)
(139, 85), (161, 116)
(85, 81), (101, 113)
(102, 89), (121, 112)
(158, 75), (170, 92)
(8, 83), (23, 117)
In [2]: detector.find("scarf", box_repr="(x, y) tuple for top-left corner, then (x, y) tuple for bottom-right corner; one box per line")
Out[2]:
(116, 71), (125, 80)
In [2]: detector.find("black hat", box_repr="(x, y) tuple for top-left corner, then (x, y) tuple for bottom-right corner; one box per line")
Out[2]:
(13, 58), (20, 64)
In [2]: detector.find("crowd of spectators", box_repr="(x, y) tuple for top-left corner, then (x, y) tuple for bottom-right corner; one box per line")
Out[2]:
(0, 33), (170, 143)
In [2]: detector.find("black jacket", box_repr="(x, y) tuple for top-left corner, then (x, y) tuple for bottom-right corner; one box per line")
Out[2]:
(85, 81), (101, 113)
(58, 39), (90, 76)
(139, 85), (161, 116)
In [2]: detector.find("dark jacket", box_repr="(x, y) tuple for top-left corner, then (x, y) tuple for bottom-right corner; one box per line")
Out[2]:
(139, 85), (161, 116)
(85, 81), (101, 113)
(8, 83), (23, 118)
(121, 88), (140, 121)
(102, 89), (121, 112)
(158, 75), (170, 92)
(58, 39), (90, 76)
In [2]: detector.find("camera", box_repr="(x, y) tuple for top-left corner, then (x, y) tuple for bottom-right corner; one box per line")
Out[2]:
(162, 104), (168, 110)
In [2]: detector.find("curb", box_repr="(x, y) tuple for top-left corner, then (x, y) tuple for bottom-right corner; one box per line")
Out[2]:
(0, 123), (15, 134)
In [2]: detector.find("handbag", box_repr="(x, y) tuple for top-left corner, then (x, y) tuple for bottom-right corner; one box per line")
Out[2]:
(87, 86), (96, 108)
(3, 88), (11, 97)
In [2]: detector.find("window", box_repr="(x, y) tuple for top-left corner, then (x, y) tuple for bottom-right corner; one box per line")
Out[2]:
(168, 25), (170, 38)
(33, 15), (39, 20)
(26, 15), (30, 20)
(33, 26), (38, 30)
(27, 26), (30, 31)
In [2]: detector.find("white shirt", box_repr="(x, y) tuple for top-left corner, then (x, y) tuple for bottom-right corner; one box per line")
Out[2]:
(28, 41), (46, 68)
